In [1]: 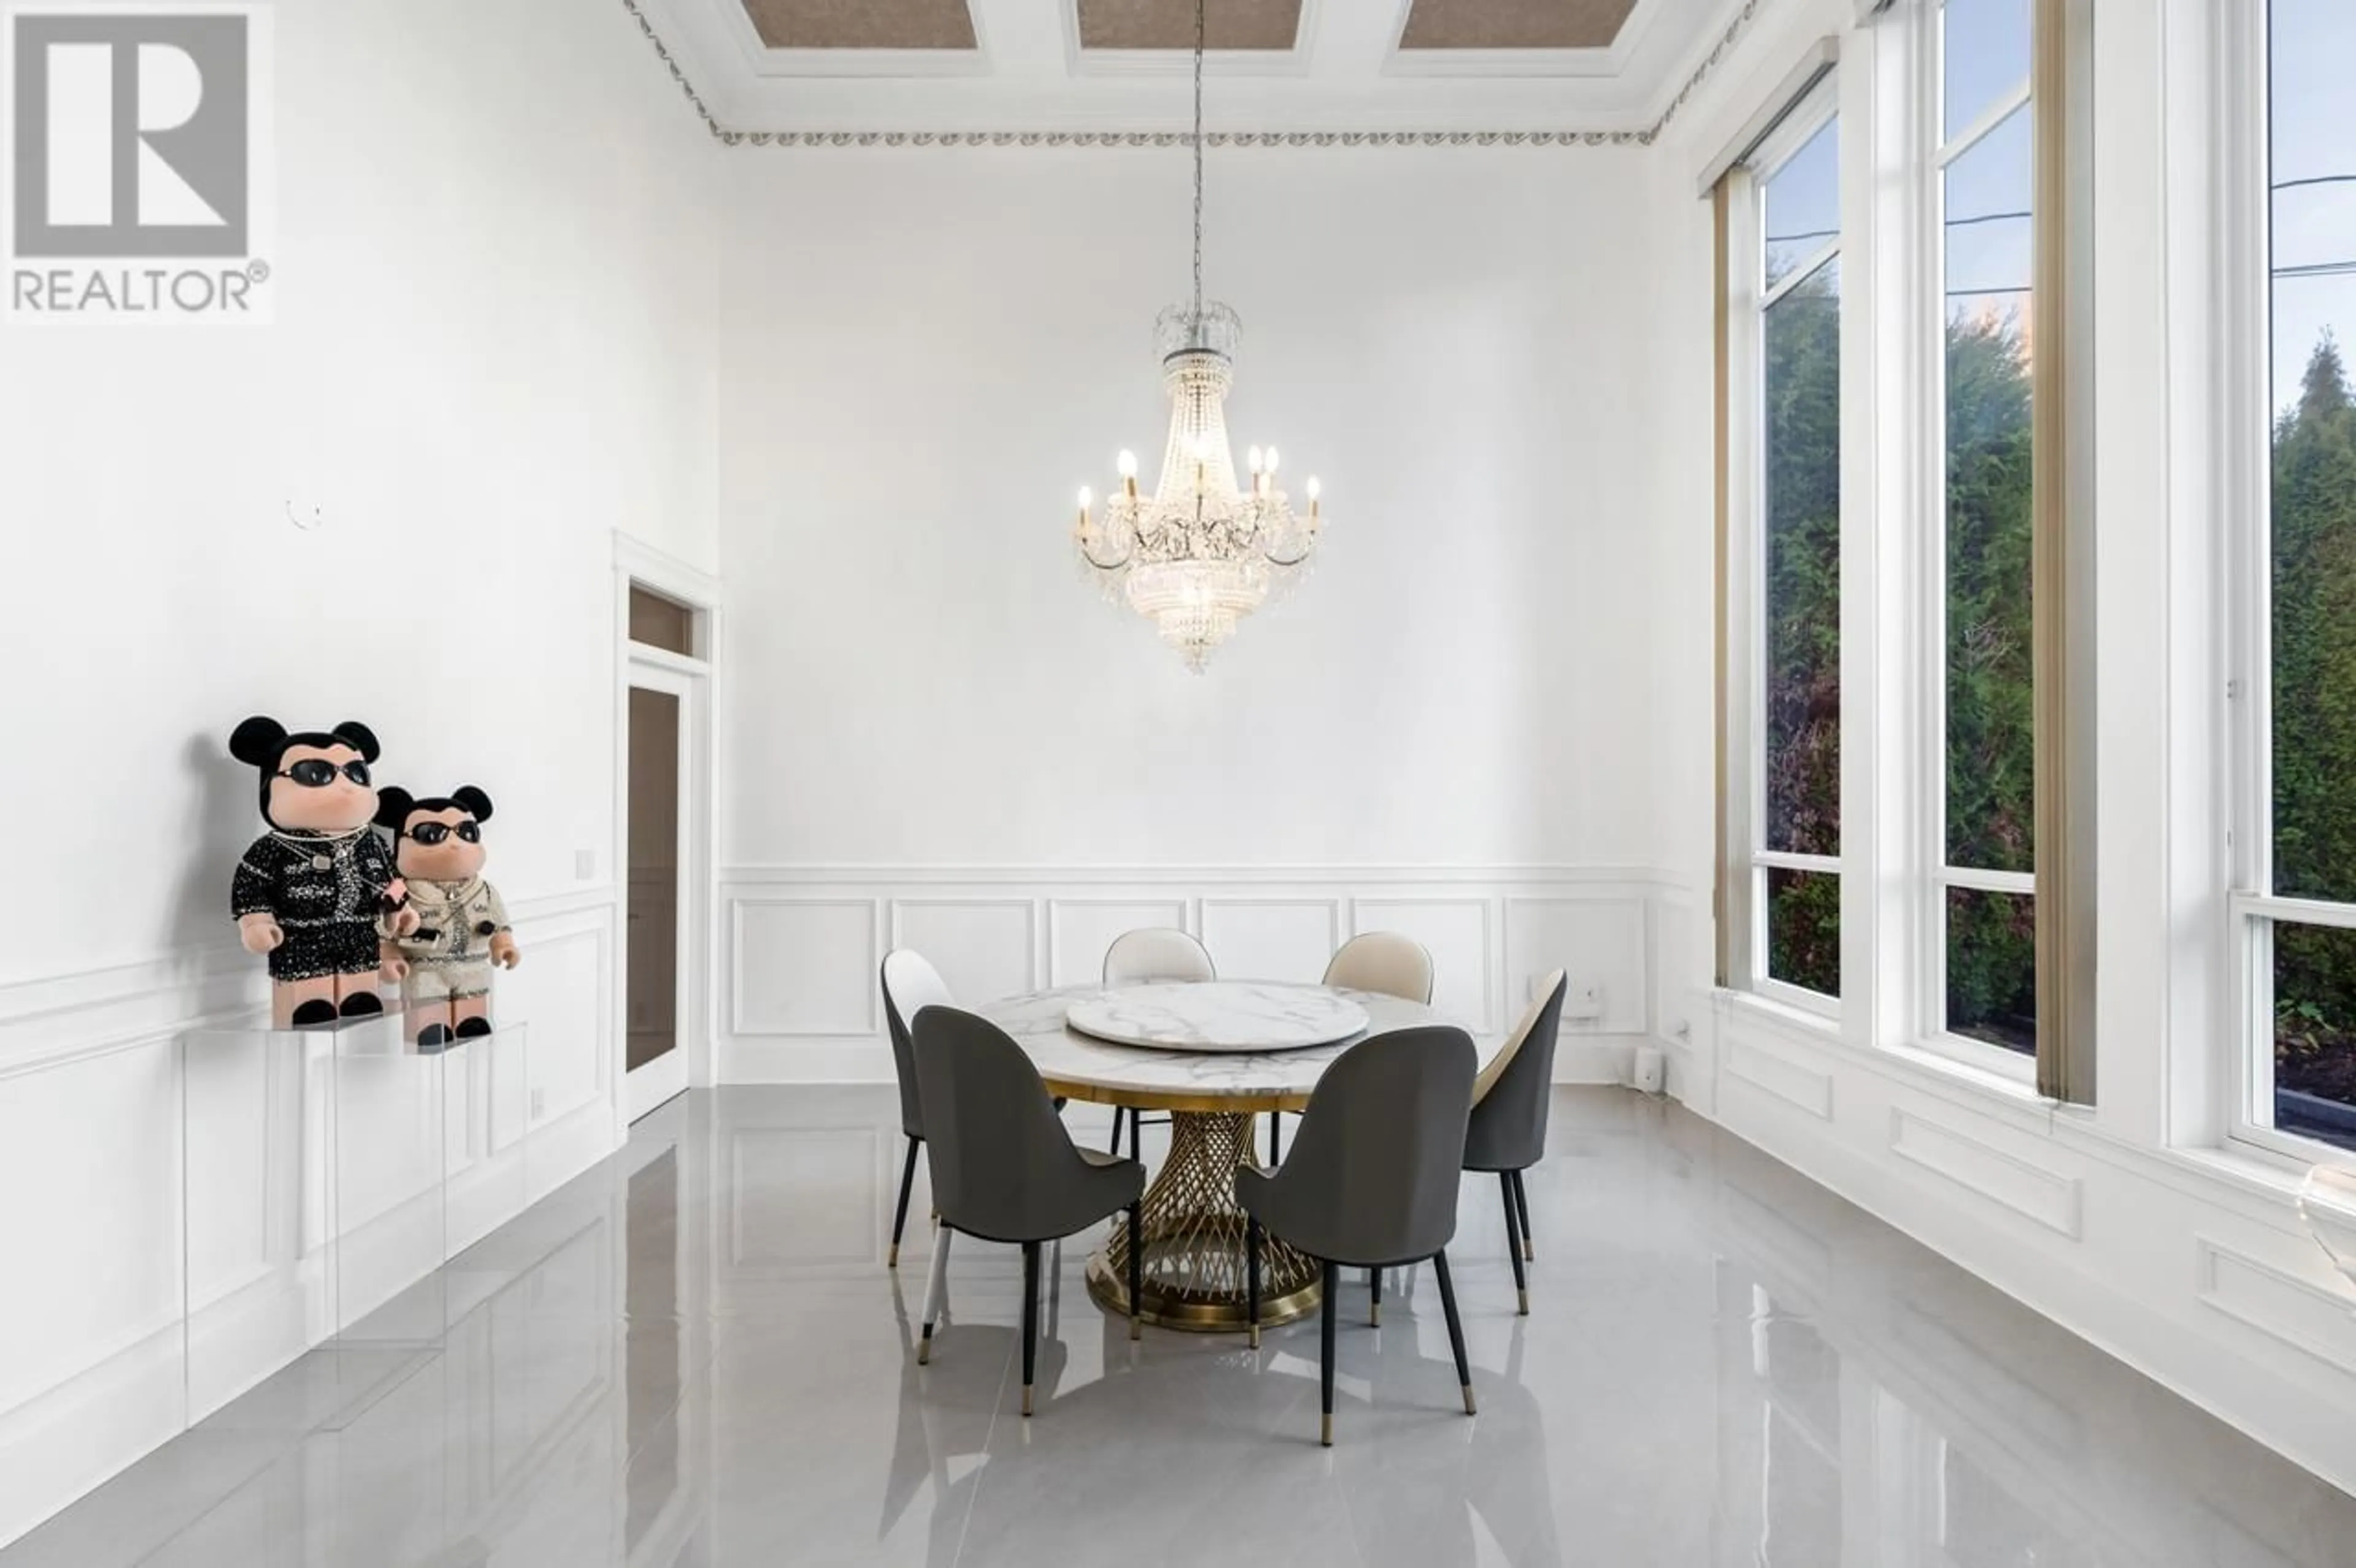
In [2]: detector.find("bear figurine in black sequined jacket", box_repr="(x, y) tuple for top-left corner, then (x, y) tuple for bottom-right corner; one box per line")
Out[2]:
(228, 717), (418, 1029)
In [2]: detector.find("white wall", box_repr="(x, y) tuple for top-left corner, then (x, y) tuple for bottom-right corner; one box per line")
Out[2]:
(0, 0), (720, 1545)
(712, 147), (1670, 1079)
(1646, 0), (2356, 1501)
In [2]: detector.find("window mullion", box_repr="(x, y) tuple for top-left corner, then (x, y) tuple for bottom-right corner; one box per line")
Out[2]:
(1934, 77), (2032, 167)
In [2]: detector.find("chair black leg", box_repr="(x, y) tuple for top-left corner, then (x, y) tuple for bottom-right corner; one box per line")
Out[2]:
(1106, 1106), (1125, 1155)
(1247, 1218), (1263, 1350)
(1369, 1265), (1382, 1326)
(1511, 1169), (1534, 1262)
(888, 1135), (920, 1269)
(1319, 1259), (1339, 1446)
(1433, 1249), (1476, 1415)
(1129, 1108), (1142, 1164)
(1126, 1201), (1144, 1341)
(1020, 1240), (1040, 1417)
(1499, 1174), (1528, 1315)
(1269, 1110), (1283, 1162)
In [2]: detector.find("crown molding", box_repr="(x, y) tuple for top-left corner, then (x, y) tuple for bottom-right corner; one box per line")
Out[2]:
(618, 0), (1761, 150)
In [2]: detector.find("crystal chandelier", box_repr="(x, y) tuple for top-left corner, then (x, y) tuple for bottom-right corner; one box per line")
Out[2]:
(1070, 0), (1326, 673)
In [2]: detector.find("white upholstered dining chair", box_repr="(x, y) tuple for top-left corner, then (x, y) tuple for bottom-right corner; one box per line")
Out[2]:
(1320, 932), (1436, 1004)
(1103, 928), (1216, 987)
(1099, 928), (1216, 1158)
(1262, 931), (1444, 1165)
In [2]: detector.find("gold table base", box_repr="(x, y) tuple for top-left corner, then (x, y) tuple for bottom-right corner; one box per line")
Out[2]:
(1084, 1109), (1320, 1332)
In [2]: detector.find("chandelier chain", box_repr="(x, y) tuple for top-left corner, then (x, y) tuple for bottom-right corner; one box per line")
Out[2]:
(1191, 0), (1204, 320)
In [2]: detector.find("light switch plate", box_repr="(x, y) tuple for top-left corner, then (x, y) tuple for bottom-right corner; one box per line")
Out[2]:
(1564, 983), (1604, 1021)
(576, 848), (596, 879)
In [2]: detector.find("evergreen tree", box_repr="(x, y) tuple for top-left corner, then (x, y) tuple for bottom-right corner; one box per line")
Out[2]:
(2271, 332), (2356, 1112)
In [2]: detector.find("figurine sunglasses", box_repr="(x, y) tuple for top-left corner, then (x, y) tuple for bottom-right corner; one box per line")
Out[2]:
(403, 821), (482, 846)
(277, 759), (371, 788)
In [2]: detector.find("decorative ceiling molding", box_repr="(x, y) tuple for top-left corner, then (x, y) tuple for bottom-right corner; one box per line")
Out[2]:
(618, 0), (1759, 148)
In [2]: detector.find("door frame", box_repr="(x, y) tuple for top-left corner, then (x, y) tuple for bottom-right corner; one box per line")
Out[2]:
(613, 534), (720, 1127)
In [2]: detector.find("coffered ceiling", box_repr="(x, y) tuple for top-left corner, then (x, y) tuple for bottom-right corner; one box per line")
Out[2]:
(636, 0), (1749, 140)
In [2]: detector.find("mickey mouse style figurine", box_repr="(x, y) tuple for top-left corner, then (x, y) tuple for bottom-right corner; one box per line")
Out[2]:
(229, 717), (417, 1028)
(374, 786), (520, 1050)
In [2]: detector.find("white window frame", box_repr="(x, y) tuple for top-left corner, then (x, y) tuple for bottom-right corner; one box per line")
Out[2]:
(2221, 0), (2356, 1170)
(1917, 0), (2038, 1082)
(1727, 75), (1845, 1020)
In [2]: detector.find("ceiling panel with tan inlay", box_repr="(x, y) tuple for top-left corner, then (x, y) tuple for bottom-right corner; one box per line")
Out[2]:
(1076, 0), (1305, 52)
(1398, 0), (1639, 51)
(739, 0), (979, 50)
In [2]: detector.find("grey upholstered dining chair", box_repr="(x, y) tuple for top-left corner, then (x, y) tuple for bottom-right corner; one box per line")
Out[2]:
(1257, 931), (1441, 1163)
(1465, 970), (1567, 1315)
(911, 1005), (1147, 1418)
(1099, 927), (1215, 1161)
(879, 948), (955, 1269)
(1238, 1024), (1477, 1447)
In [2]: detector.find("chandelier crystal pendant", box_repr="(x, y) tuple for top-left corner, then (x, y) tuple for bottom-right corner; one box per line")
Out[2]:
(1070, 0), (1326, 674)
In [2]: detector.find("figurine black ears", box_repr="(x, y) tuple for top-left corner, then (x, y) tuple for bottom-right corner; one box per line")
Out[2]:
(450, 785), (494, 822)
(373, 786), (418, 832)
(228, 716), (382, 768)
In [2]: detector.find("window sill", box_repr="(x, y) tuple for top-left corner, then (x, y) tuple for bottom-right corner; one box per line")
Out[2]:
(1713, 986), (2054, 1129)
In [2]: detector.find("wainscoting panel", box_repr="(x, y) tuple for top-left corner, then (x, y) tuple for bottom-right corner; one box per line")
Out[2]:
(1724, 1036), (1836, 1121)
(1350, 896), (1495, 1032)
(1047, 899), (1193, 988)
(1888, 1106), (2084, 1240)
(1199, 897), (1344, 985)
(1503, 894), (1650, 1034)
(2196, 1237), (2356, 1378)
(889, 898), (1038, 1002)
(731, 898), (880, 1036)
(721, 867), (1671, 1083)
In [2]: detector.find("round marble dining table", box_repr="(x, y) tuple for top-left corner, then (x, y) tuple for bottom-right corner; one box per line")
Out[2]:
(977, 982), (1499, 1333)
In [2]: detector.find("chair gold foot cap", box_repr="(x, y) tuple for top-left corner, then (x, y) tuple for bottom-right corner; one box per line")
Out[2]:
(1249, 1325), (1261, 1350)
(917, 1333), (932, 1366)
(887, 1244), (899, 1269)
(1462, 1384), (1478, 1416)
(1130, 1319), (1142, 1342)
(1517, 1289), (1530, 1316)
(1370, 1304), (1381, 1328)
(1320, 1415), (1333, 1447)
(1522, 1242), (1534, 1262)
(1021, 1385), (1034, 1416)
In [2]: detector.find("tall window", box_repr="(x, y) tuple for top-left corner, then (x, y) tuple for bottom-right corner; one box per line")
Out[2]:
(1758, 112), (1844, 1001)
(1729, 85), (1844, 1008)
(1934, 0), (2037, 1058)
(2242, 0), (2356, 1155)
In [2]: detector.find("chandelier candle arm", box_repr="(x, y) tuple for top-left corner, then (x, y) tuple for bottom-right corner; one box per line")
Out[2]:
(1058, 0), (1330, 674)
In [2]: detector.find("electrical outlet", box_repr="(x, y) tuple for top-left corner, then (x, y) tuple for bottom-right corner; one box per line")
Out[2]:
(1563, 983), (1605, 1022)
(530, 1087), (547, 1122)
(575, 848), (596, 880)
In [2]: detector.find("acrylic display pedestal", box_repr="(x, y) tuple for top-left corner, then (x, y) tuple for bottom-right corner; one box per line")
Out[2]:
(181, 1005), (531, 1425)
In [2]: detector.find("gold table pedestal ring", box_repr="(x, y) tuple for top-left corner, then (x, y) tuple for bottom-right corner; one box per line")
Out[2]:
(1081, 1105), (1321, 1332)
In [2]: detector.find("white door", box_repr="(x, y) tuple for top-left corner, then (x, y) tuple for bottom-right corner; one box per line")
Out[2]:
(625, 661), (695, 1121)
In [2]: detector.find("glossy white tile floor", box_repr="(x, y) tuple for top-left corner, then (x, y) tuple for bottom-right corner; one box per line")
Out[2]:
(9, 1086), (2354, 1567)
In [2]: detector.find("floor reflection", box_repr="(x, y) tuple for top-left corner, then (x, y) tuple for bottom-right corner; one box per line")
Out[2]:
(3, 1086), (2350, 1567)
